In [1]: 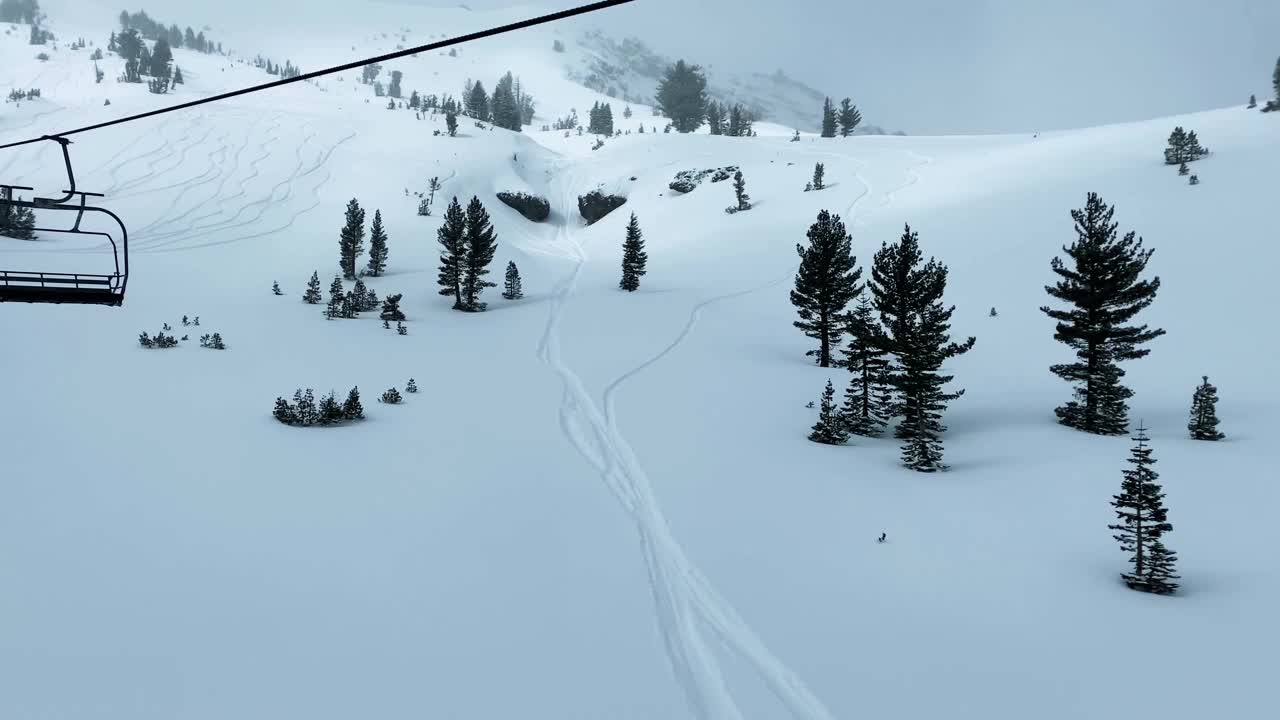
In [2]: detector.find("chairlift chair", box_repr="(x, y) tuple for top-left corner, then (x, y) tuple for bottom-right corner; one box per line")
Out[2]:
(0, 136), (129, 306)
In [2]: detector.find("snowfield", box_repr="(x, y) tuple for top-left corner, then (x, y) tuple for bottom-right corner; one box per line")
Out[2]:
(2, 4), (1277, 719)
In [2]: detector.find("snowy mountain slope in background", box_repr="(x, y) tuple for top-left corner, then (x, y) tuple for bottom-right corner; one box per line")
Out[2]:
(2, 5), (1278, 720)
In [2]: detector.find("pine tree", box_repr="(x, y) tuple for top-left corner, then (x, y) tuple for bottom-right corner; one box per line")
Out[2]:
(296, 389), (319, 426)
(1187, 375), (1225, 440)
(406, 378), (418, 393)
(1041, 193), (1164, 435)
(791, 209), (862, 367)
(707, 101), (725, 135)
(342, 387), (365, 420)
(1273, 55), (1280, 103)
(366, 209), (389, 276)
(272, 280), (283, 296)
(273, 397), (297, 425)
(389, 69), (403, 98)
(446, 111), (458, 136)
(808, 379), (849, 445)
(820, 97), (837, 138)
(1247, 93), (1257, 109)
(869, 224), (975, 470)
(172, 66), (183, 85)
(731, 170), (751, 211)
(1178, 161), (1189, 176)
(1184, 130), (1206, 160)
(840, 297), (893, 437)
(363, 288), (379, 312)
(350, 278), (368, 314)
(380, 387), (403, 404)
(1109, 423), (1179, 594)
(436, 197), (467, 308)
(380, 293), (405, 322)
(338, 198), (366, 280)
(619, 212), (647, 292)
(397, 321), (408, 335)
(655, 60), (708, 133)
(461, 196), (498, 311)
(466, 80), (489, 120)
(812, 162), (825, 190)
(150, 36), (172, 78)
(502, 260), (523, 299)
(837, 98), (862, 137)
(303, 271), (322, 304)
(325, 276), (345, 319)
(727, 104), (742, 137)
(318, 391), (343, 424)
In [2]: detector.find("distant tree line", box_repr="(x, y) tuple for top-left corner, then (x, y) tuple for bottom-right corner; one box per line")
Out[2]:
(0, 0), (41, 24)
(462, 73), (535, 131)
(118, 9), (222, 55)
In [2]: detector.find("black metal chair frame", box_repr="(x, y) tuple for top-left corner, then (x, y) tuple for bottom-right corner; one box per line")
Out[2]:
(0, 136), (129, 306)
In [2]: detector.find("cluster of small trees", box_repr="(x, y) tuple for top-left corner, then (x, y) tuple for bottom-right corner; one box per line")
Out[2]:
(117, 10), (220, 55)
(312, 272), (399, 323)
(588, 101), (614, 135)
(252, 55), (301, 79)
(138, 328), (178, 348)
(436, 196), (500, 311)
(416, 176), (442, 216)
(820, 97), (862, 138)
(336, 199), (390, 279)
(0, 189), (37, 239)
(6, 88), (40, 102)
(1163, 126), (1208, 176)
(706, 101), (755, 137)
(108, 28), (179, 91)
(272, 387), (364, 426)
(800, 216), (974, 472)
(462, 73), (535, 131)
(198, 332), (226, 349)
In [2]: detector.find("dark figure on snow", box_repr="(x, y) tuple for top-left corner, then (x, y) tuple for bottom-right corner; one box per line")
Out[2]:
(877, 532), (886, 543)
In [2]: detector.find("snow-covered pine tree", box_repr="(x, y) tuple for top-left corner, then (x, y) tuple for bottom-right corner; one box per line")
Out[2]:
(1187, 375), (1225, 440)
(791, 129), (800, 142)
(272, 397), (297, 425)
(840, 297), (893, 437)
(303, 271), (322, 304)
(418, 198), (430, 216)
(1163, 126), (1188, 165)
(808, 379), (849, 445)
(272, 280), (283, 295)
(366, 209), (389, 276)
(397, 321), (407, 335)
(820, 97), (837, 138)
(380, 387), (403, 404)
(1041, 193), (1164, 435)
(619, 212), (647, 292)
(446, 111), (458, 136)
(461, 196), (498, 311)
(325, 276), (344, 319)
(1109, 423), (1179, 594)
(342, 387), (365, 420)
(350, 278), (368, 314)
(436, 197), (467, 308)
(791, 209), (862, 367)
(363, 288), (379, 312)
(502, 261), (523, 299)
(338, 198), (366, 280)
(318, 391), (343, 424)
(812, 162), (825, 190)
(870, 224), (975, 471)
(837, 98), (862, 137)
(380, 293), (405, 322)
(1184, 130), (1206, 160)
(655, 60), (708, 133)
(1178, 161), (1189, 176)
(297, 389), (318, 426)
(731, 170), (751, 211)
(707, 101), (724, 135)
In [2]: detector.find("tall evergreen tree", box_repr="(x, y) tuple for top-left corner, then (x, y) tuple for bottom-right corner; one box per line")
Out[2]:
(619, 212), (647, 292)
(812, 162), (825, 190)
(342, 387), (365, 420)
(1109, 423), (1179, 594)
(791, 209), (862, 367)
(389, 69), (403, 98)
(869, 224), (975, 470)
(1041, 193), (1164, 435)
(466, 80), (489, 120)
(655, 60), (708, 133)
(303, 270), (322, 304)
(840, 297), (893, 437)
(338, 198), (366, 280)
(820, 97), (838, 138)
(727, 104), (742, 137)
(1273, 55), (1280, 102)
(366, 209), (389, 276)
(461, 196), (498, 311)
(490, 71), (520, 130)
(436, 197), (467, 308)
(837, 98), (862, 137)
(150, 36), (172, 78)
(808, 379), (849, 445)
(502, 260), (524, 299)
(1187, 375), (1225, 440)
(446, 111), (458, 136)
(325, 276), (344, 319)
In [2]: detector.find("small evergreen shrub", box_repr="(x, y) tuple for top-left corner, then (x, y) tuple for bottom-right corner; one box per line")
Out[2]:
(273, 387), (365, 426)
(138, 330), (178, 348)
(380, 387), (403, 404)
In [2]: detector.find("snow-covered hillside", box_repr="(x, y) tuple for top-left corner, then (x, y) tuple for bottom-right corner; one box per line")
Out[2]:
(2, 5), (1277, 720)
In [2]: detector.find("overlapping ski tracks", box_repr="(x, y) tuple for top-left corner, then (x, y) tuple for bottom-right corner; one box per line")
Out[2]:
(535, 150), (920, 719)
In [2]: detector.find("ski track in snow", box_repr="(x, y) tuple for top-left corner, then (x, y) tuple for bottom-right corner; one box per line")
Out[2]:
(533, 150), (892, 720)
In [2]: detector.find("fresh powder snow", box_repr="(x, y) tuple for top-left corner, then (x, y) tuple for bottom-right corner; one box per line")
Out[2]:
(1, 2), (1276, 719)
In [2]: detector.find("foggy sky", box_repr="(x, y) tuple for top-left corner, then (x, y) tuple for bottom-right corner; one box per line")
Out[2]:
(451, 0), (1280, 135)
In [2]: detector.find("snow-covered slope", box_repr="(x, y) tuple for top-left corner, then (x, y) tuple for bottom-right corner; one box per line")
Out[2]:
(2, 7), (1277, 720)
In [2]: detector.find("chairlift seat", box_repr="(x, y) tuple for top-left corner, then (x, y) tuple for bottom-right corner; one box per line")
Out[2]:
(0, 272), (123, 306)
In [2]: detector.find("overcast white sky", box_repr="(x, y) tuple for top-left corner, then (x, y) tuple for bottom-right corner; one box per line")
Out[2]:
(451, 0), (1280, 135)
